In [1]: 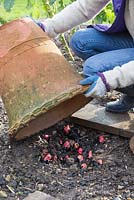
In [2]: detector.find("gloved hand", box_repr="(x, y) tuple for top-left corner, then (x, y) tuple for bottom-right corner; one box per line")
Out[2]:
(35, 20), (46, 32)
(80, 73), (110, 98)
(80, 61), (134, 98)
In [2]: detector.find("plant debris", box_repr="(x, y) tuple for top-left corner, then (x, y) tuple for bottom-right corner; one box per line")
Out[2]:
(39, 123), (106, 170)
(0, 34), (134, 200)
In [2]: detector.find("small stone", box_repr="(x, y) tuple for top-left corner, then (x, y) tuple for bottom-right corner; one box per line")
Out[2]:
(10, 180), (17, 188)
(123, 181), (128, 185)
(113, 197), (122, 200)
(10, 193), (16, 197)
(101, 197), (108, 200)
(23, 191), (57, 200)
(118, 185), (124, 190)
(56, 168), (62, 174)
(74, 143), (79, 149)
(0, 190), (7, 198)
(66, 157), (75, 165)
(5, 175), (11, 182)
(77, 155), (84, 162)
(125, 190), (131, 198)
(0, 176), (6, 186)
(130, 192), (134, 198)
(37, 184), (44, 191)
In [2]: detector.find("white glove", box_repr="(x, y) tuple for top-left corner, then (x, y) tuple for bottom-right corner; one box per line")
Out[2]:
(80, 61), (134, 98)
(80, 74), (107, 98)
(104, 61), (134, 89)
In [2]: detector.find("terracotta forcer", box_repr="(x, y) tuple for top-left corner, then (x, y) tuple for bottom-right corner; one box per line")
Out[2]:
(0, 18), (92, 140)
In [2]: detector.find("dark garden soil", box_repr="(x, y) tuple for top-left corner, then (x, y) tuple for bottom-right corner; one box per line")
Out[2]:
(0, 34), (134, 200)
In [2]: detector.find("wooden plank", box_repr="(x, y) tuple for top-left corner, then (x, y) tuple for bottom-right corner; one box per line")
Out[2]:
(71, 102), (134, 138)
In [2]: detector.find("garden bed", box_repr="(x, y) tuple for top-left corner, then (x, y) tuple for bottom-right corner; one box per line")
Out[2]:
(0, 34), (134, 200)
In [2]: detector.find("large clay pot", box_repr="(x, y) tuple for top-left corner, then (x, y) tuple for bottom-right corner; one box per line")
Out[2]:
(0, 18), (91, 140)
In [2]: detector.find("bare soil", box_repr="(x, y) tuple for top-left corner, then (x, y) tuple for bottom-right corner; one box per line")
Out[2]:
(0, 34), (134, 200)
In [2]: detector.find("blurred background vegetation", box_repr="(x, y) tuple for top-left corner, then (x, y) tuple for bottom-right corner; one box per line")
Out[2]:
(0, 0), (115, 25)
(0, 0), (115, 60)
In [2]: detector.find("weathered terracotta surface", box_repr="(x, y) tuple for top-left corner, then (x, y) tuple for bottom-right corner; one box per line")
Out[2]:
(0, 18), (92, 140)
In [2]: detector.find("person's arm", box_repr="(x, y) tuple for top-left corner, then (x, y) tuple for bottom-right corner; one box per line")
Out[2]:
(104, 61), (134, 89)
(41, 0), (110, 38)
(80, 61), (134, 98)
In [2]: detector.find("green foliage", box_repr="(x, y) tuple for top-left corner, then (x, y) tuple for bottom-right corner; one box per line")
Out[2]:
(0, 0), (115, 25)
(4, 0), (15, 11)
(92, 3), (114, 24)
(0, 0), (115, 60)
(0, 0), (115, 26)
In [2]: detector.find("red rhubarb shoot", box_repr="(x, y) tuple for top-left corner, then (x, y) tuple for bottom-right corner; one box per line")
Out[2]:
(81, 163), (87, 169)
(88, 150), (93, 159)
(64, 125), (71, 134)
(77, 147), (83, 154)
(99, 135), (105, 143)
(43, 134), (50, 140)
(97, 159), (103, 165)
(43, 153), (52, 161)
(63, 141), (70, 149)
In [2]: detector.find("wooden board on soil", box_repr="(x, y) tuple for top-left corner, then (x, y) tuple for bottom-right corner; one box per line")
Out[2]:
(71, 102), (134, 138)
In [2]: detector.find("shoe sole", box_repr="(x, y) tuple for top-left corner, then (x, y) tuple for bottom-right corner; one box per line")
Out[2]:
(105, 107), (130, 114)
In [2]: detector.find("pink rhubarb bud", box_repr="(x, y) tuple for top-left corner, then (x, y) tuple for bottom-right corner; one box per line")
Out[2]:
(43, 134), (50, 140)
(64, 125), (71, 134)
(63, 141), (70, 149)
(59, 139), (63, 145)
(43, 153), (52, 161)
(53, 155), (58, 161)
(65, 155), (69, 159)
(99, 135), (105, 143)
(60, 157), (63, 161)
(81, 163), (87, 169)
(88, 150), (93, 159)
(97, 159), (103, 165)
(77, 147), (83, 154)
(77, 155), (84, 162)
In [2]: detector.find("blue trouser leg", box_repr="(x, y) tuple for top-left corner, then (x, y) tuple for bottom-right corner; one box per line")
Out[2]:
(70, 28), (134, 61)
(70, 28), (134, 95)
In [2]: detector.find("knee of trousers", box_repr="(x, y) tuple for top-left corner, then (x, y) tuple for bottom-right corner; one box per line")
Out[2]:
(83, 58), (104, 76)
(69, 30), (85, 54)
